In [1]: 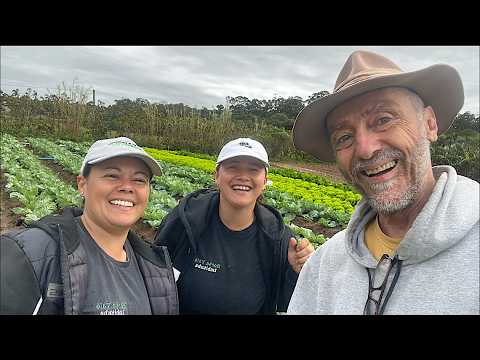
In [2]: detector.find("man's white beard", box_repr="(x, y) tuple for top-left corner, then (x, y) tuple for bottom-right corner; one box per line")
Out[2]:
(365, 138), (431, 214)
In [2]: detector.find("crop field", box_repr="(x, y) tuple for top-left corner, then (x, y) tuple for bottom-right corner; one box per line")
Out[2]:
(0, 134), (363, 247)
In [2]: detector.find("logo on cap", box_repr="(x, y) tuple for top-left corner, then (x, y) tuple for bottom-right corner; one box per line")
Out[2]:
(110, 140), (142, 150)
(238, 141), (252, 148)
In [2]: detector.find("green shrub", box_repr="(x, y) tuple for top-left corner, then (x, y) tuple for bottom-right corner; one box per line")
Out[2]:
(431, 130), (480, 182)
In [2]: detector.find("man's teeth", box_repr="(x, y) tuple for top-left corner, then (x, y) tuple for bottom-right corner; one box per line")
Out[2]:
(365, 161), (396, 176)
(110, 200), (134, 207)
(232, 185), (251, 191)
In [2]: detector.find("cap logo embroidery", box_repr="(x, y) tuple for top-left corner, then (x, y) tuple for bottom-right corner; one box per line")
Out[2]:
(238, 141), (252, 148)
(109, 141), (141, 150)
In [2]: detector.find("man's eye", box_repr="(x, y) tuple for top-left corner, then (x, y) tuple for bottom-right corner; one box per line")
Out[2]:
(377, 117), (392, 126)
(336, 134), (351, 145)
(105, 174), (118, 179)
(134, 178), (148, 184)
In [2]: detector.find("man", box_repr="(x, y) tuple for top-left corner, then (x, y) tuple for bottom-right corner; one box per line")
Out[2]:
(287, 50), (479, 314)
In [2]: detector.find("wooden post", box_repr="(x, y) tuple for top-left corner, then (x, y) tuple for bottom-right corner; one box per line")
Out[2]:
(92, 89), (96, 128)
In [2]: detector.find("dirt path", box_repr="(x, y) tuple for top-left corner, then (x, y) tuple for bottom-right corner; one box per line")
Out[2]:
(0, 171), (24, 234)
(271, 160), (346, 184)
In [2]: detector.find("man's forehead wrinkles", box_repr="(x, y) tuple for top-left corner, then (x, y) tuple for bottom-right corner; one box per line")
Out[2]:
(361, 102), (391, 117)
(340, 100), (399, 122)
(328, 93), (404, 133)
(329, 118), (348, 132)
(329, 107), (369, 131)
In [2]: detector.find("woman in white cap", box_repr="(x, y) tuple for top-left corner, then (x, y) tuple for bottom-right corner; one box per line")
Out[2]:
(1, 137), (178, 315)
(154, 138), (314, 314)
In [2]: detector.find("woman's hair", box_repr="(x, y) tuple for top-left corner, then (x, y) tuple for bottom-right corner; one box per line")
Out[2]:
(82, 164), (93, 178)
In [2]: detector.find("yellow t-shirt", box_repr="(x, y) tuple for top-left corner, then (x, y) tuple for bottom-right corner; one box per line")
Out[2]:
(364, 215), (403, 261)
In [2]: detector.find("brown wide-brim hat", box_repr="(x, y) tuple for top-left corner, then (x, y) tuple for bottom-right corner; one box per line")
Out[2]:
(292, 50), (464, 162)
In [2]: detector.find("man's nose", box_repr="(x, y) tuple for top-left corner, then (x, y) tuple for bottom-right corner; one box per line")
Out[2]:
(354, 128), (382, 160)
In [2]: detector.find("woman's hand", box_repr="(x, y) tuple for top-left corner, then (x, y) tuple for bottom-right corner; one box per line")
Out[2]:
(287, 238), (315, 273)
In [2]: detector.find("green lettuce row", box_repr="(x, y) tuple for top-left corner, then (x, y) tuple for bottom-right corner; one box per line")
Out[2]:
(169, 148), (357, 195)
(267, 174), (360, 213)
(173, 150), (217, 161)
(56, 139), (91, 156)
(145, 148), (215, 173)
(146, 148), (350, 228)
(152, 175), (204, 198)
(25, 137), (178, 230)
(142, 189), (178, 228)
(288, 223), (326, 248)
(268, 167), (356, 193)
(156, 160), (214, 188)
(1, 136), (338, 242)
(263, 188), (350, 228)
(1, 134), (81, 223)
(145, 148), (360, 214)
(28, 137), (84, 174)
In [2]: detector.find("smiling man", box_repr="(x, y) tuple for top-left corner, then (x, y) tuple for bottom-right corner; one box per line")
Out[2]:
(287, 50), (479, 315)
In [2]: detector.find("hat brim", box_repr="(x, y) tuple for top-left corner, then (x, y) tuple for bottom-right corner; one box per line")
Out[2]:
(216, 152), (269, 167)
(293, 64), (464, 162)
(88, 152), (162, 177)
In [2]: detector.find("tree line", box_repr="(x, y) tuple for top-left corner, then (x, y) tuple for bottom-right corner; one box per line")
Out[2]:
(3, 87), (477, 131)
(1, 86), (478, 181)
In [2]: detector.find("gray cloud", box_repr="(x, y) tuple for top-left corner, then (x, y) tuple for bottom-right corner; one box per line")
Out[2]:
(1, 45), (478, 114)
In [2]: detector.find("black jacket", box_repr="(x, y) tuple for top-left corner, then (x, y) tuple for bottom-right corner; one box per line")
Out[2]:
(0, 207), (178, 315)
(153, 188), (298, 314)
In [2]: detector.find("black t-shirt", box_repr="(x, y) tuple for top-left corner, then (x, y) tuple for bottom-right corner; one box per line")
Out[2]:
(177, 210), (266, 314)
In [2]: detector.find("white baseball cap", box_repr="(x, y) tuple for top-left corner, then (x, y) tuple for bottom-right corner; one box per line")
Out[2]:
(216, 138), (269, 168)
(80, 137), (162, 177)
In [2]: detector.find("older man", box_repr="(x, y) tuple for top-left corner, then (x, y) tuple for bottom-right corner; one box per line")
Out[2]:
(287, 50), (479, 314)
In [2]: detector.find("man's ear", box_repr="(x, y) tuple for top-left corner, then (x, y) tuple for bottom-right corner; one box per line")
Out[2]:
(423, 106), (438, 142)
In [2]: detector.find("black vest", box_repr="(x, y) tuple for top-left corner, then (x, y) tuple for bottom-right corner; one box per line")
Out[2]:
(1, 207), (178, 315)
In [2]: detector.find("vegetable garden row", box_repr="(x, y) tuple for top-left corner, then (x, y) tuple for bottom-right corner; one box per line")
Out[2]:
(0, 134), (362, 247)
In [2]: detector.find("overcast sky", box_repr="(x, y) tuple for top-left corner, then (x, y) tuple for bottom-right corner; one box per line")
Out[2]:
(1, 46), (478, 115)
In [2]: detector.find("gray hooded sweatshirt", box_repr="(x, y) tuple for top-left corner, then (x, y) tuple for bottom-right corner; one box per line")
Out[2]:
(287, 166), (479, 314)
